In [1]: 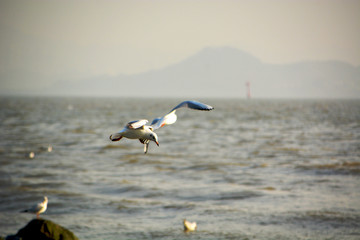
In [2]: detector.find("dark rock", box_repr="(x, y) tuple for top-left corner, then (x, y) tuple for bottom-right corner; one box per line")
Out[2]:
(5, 235), (21, 240)
(7, 219), (78, 240)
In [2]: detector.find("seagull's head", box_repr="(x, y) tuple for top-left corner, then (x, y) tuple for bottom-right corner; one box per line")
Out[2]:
(148, 132), (159, 146)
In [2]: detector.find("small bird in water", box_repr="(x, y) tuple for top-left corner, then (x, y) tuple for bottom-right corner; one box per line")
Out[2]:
(183, 219), (197, 232)
(47, 145), (53, 152)
(21, 196), (48, 219)
(110, 100), (214, 153)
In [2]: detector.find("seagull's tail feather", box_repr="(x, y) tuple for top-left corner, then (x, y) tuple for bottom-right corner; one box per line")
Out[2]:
(109, 133), (123, 141)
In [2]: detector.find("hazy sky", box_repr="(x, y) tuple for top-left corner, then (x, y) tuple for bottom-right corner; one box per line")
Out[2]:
(1, 0), (359, 94)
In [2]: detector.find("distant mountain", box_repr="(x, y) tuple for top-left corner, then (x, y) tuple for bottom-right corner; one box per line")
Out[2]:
(38, 47), (360, 98)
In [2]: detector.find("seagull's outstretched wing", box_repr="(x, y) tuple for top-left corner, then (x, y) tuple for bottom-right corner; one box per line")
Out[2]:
(169, 100), (214, 112)
(151, 100), (213, 130)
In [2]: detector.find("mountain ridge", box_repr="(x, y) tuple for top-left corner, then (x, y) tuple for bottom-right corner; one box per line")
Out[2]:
(4, 47), (360, 99)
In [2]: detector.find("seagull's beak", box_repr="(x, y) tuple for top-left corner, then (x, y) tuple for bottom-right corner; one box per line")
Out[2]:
(156, 141), (159, 146)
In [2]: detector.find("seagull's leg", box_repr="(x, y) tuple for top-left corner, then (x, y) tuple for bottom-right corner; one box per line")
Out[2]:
(144, 140), (150, 154)
(36, 213), (39, 219)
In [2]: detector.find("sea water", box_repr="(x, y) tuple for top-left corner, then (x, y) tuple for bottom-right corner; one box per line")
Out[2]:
(0, 97), (359, 239)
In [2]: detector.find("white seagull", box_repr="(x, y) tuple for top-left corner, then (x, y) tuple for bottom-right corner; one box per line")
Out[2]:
(183, 219), (197, 232)
(21, 196), (48, 219)
(110, 100), (214, 153)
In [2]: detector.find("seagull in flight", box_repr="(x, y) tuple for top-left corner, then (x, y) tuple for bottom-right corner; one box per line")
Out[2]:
(109, 100), (214, 153)
(21, 196), (48, 219)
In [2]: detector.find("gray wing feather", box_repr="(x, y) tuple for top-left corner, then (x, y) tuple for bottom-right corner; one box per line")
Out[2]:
(23, 203), (42, 213)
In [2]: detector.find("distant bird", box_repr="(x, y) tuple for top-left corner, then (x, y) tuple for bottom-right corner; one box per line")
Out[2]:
(47, 145), (53, 152)
(110, 100), (214, 153)
(21, 196), (48, 219)
(29, 152), (35, 159)
(183, 219), (197, 232)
